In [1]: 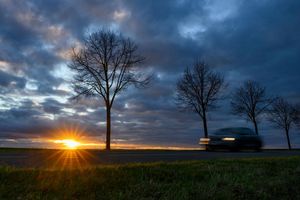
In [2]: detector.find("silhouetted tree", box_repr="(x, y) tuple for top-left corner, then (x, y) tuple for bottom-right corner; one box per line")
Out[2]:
(69, 30), (150, 150)
(176, 61), (226, 138)
(294, 104), (300, 129)
(231, 80), (273, 135)
(267, 98), (297, 150)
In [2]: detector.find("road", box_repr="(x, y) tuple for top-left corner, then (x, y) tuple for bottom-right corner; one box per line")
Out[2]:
(0, 149), (299, 168)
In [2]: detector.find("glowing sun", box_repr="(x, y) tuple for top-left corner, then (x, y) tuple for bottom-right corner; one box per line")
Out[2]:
(54, 139), (81, 149)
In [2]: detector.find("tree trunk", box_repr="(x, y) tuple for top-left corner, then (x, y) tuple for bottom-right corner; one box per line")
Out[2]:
(253, 118), (259, 135)
(285, 128), (291, 150)
(106, 107), (111, 150)
(202, 111), (208, 138)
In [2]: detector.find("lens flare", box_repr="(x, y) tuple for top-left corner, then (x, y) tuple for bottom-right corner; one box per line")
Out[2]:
(46, 149), (96, 170)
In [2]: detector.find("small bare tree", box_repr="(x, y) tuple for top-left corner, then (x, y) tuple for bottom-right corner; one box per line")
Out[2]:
(231, 80), (273, 135)
(176, 61), (226, 138)
(268, 98), (297, 150)
(293, 104), (300, 129)
(69, 30), (150, 150)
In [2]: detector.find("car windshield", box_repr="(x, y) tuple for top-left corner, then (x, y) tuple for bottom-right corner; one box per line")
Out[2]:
(213, 128), (255, 135)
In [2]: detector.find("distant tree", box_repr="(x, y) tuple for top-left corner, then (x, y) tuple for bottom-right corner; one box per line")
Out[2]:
(268, 98), (298, 150)
(294, 104), (300, 129)
(69, 30), (150, 150)
(231, 80), (273, 135)
(176, 61), (226, 138)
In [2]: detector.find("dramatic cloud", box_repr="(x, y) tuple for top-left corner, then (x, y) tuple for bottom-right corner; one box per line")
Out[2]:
(0, 0), (299, 148)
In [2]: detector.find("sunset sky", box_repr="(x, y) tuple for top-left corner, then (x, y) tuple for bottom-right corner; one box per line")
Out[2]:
(0, 0), (299, 149)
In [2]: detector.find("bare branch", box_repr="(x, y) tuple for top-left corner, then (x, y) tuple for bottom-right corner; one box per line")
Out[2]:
(267, 97), (297, 149)
(268, 98), (296, 129)
(295, 104), (300, 129)
(176, 61), (226, 137)
(68, 29), (150, 107)
(230, 80), (273, 134)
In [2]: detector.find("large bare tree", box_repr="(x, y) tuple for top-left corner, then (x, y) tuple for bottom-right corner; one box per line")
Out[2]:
(267, 98), (297, 150)
(231, 80), (273, 135)
(176, 61), (226, 138)
(69, 30), (150, 150)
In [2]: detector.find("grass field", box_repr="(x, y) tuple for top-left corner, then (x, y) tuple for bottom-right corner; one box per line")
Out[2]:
(1, 157), (300, 200)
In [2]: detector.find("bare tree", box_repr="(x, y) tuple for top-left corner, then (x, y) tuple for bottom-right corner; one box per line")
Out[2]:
(231, 80), (273, 135)
(176, 61), (226, 138)
(293, 104), (300, 129)
(268, 98), (297, 150)
(69, 30), (150, 150)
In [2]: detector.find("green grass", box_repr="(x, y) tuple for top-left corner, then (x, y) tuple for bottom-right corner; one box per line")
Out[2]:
(1, 157), (300, 200)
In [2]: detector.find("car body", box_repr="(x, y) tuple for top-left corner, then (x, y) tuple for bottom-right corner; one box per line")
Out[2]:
(199, 127), (263, 151)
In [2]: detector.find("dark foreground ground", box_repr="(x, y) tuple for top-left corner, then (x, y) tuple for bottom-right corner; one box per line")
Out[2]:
(1, 156), (300, 199)
(0, 148), (300, 168)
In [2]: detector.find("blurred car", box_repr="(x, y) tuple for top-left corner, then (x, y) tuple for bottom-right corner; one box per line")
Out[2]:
(199, 127), (263, 151)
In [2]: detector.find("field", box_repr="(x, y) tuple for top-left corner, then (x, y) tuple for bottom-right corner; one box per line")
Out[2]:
(1, 156), (300, 199)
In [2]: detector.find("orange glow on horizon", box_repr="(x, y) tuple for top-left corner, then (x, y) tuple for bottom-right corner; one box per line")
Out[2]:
(48, 138), (203, 150)
(45, 124), (203, 150)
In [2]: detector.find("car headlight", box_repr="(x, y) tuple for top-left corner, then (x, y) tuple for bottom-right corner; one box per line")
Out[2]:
(222, 137), (235, 141)
(199, 138), (210, 144)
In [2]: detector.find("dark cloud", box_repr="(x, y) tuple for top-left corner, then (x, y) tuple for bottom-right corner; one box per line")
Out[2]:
(0, 70), (26, 91)
(0, 0), (299, 148)
(41, 98), (64, 114)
